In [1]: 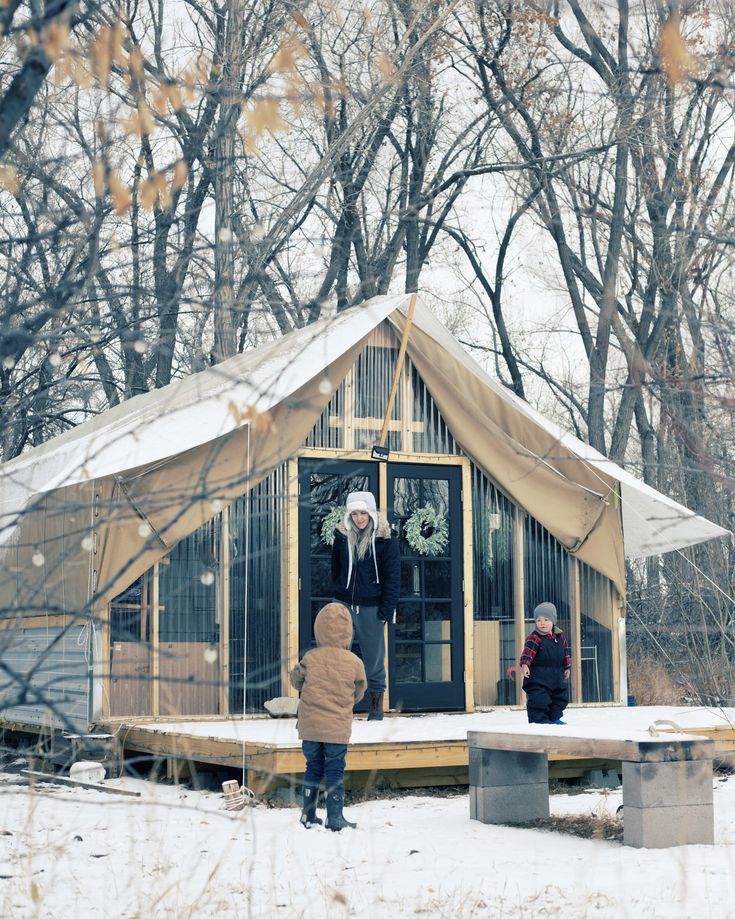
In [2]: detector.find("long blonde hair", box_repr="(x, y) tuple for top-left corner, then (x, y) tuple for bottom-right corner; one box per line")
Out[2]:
(349, 516), (374, 560)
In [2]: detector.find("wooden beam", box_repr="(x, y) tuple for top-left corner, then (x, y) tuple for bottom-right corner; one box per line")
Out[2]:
(219, 506), (230, 716)
(22, 770), (142, 796)
(570, 556), (582, 702)
(513, 506), (525, 706)
(284, 459), (300, 695)
(467, 730), (715, 763)
(151, 562), (160, 717)
(461, 460), (474, 712)
(378, 292), (417, 447)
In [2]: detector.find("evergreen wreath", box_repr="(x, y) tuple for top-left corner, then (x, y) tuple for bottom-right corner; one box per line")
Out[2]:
(320, 505), (345, 547)
(404, 505), (449, 556)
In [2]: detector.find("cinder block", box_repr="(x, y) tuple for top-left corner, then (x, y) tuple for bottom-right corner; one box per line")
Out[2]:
(624, 803), (714, 848)
(471, 782), (549, 824)
(583, 768), (620, 788)
(622, 760), (713, 808)
(468, 746), (548, 788)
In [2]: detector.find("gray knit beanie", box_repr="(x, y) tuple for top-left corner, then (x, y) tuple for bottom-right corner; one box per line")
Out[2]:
(533, 602), (557, 626)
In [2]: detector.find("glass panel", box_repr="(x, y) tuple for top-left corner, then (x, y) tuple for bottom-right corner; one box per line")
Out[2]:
(524, 515), (572, 701)
(395, 643), (422, 682)
(309, 474), (369, 550)
(472, 469), (516, 706)
(307, 346), (463, 455)
(580, 562), (614, 703)
(424, 643), (452, 682)
(354, 346), (400, 419)
(311, 558), (332, 600)
(229, 466), (284, 714)
(424, 561), (450, 597)
(109, 573), (152, 716)
(396, 601), (422, 640)
(400, 560), (422, 596)
(393, 476), (421, 523)
(425, 601), (451, 624)
(411, 366), (460, 455)
(158, 516), (221, 716)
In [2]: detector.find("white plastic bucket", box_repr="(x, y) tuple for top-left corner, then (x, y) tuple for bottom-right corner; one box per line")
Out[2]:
(69, 761), (106, 784)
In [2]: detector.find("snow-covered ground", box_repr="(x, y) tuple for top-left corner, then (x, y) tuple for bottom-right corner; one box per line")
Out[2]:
(1, 763), (735, 918)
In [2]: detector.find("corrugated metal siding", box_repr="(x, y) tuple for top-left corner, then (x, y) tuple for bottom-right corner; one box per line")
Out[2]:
(0, 623), (93, 731)
(229, 465), (284, 714)
(579, 561), (614, 702)
(472, 470), (517, 684)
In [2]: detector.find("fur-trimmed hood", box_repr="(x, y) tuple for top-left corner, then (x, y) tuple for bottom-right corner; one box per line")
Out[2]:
(336, 513), (392, 540)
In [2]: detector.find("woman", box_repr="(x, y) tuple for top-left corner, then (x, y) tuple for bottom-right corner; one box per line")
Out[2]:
(331, 491), (400, 721)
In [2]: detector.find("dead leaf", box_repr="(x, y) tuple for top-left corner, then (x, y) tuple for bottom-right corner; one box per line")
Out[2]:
(172, 159), (188, 190)
(376, 51), (397, 83)
(228, 401), (242, 425)
(0, 165), (19, 195)
(108, 174), (132, 215)
(659, 14), (699, 85)
(129, 45), (145, 80)
(92, 159), (105, 197)
(90, 26), (111, 89)
(268, 38), (306, 74)
(42, 21), (70, 61)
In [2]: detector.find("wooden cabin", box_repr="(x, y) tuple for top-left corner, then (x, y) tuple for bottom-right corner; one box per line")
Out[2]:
(0, 294), (726, 748)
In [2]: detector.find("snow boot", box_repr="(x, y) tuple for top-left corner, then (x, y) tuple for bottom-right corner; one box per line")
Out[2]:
(325, 785), (356, 832)
(367, 691), (384, 722)
(552, 719), (567, 725)
(299, 785), (323, 828)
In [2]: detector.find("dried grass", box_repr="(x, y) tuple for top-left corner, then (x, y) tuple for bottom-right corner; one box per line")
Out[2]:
(627, 651), (685, 705)
(513, 813), (623, 842)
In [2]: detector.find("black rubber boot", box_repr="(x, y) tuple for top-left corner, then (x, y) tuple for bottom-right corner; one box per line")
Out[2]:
(325, 785), (356, 832)
(367, 691), (384, 721)
(299, 785), (323, 828)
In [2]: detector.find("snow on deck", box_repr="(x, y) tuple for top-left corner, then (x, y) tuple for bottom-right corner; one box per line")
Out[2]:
(125, 705), (735, 747)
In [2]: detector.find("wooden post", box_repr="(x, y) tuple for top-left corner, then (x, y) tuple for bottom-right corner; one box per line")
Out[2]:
(513, 506), (525, 706)
(152, 561), (160, 717)
(570, 556), (582, 703)
(284, 459), (300, 694)
(462, 460), (475, 712)
(219, 505), (230, 716)
(378, 293), (417, 448)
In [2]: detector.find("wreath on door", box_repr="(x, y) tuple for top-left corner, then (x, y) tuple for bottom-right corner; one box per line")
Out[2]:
(404, 505), (449, 556)
(320, 505), (345, 547)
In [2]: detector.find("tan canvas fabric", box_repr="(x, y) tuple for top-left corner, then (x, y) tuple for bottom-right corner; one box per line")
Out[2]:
(390, 312), (626, 594)
(290, 602), (367, 744)
(0, 341), (365, 619)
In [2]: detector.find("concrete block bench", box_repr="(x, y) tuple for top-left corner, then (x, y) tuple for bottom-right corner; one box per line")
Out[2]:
(467, 726), (715, 848)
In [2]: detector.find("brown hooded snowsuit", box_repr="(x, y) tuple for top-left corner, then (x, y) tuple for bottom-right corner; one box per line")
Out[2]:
(290, 602), (367, 745)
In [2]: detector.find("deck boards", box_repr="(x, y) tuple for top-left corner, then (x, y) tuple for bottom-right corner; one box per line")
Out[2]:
(101, 705), (735, 789)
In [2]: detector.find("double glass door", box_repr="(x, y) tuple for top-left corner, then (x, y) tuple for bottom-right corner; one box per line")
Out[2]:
(298, 458), (465, 711)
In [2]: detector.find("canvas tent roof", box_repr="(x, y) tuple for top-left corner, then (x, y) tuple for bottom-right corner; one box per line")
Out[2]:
(0, 293), (727, 612)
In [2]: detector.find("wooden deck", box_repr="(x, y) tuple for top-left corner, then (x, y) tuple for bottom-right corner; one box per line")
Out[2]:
(100, 706), (735, 793)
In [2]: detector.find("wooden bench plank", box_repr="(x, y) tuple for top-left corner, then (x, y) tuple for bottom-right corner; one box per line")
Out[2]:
(467, 728), (714, 762)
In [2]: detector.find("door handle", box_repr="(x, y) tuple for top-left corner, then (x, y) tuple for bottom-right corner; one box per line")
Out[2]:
(412, 565), (420, 595)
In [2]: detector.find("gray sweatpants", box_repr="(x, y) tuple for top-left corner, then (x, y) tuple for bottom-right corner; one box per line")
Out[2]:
(346, 604), (386, 693)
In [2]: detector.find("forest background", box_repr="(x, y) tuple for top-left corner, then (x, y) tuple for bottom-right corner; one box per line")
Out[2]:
(0, 0), (732, 704)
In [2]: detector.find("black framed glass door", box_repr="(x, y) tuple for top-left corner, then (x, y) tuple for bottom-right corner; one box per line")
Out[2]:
(297, 457), (466, 712)
(388, 464), (464, 711)
(297, 458), (379, 653)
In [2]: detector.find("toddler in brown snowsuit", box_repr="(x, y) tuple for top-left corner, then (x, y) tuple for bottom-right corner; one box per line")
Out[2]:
(290, 602), (366, 830)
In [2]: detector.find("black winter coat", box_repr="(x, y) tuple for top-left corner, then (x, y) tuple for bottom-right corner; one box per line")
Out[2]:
(331, 517), (400, 619)
(521, 629), (569, 691)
